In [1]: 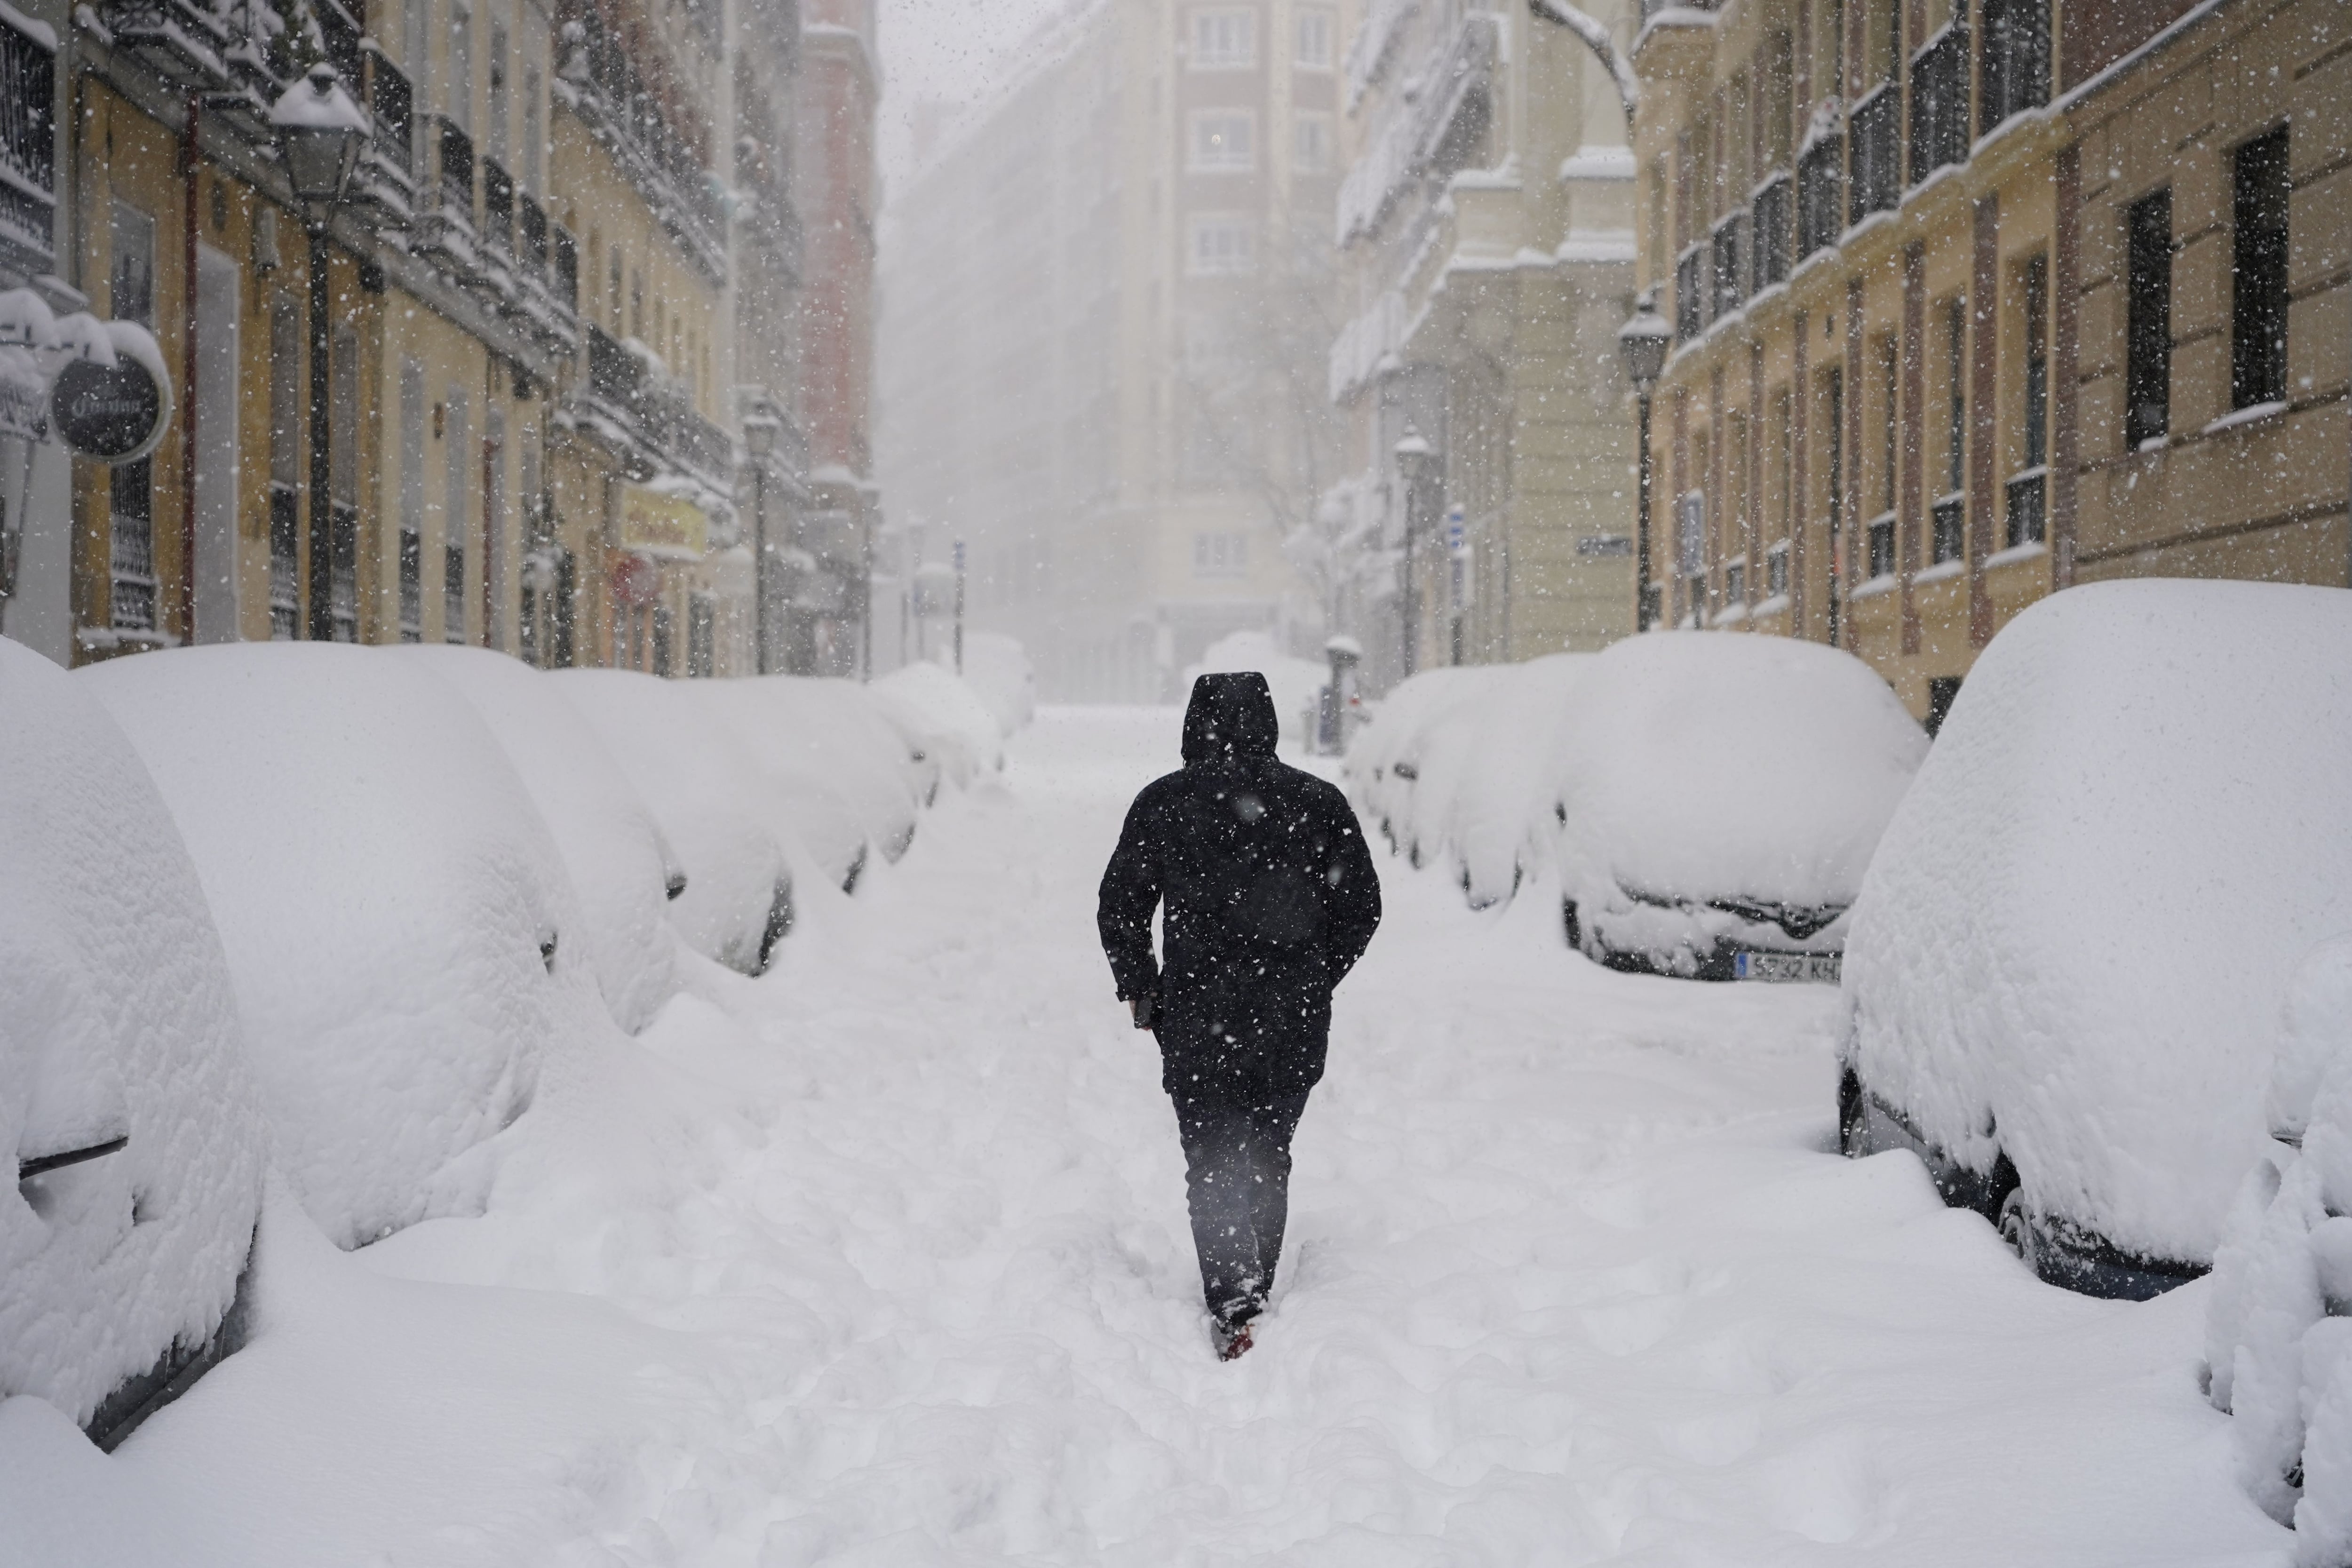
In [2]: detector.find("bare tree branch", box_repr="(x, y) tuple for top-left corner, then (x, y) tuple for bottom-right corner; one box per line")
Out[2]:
(1527, 0), (1640, 121)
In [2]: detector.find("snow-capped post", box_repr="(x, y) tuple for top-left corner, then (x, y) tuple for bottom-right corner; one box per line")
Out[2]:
(1526, 0), (1640, 122)
(270, 63), (368, 643)
(953, 538), (966, 676)
(1392, 426), (1435, 679)
(742, 403), (780, 674)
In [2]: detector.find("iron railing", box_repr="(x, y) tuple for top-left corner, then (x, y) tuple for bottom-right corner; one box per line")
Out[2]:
(1711, 212), (1745, 319)
(1796, 131), (1841, 261)
(1909, 24), (1969, 187)
(2004, 470), (2045, 547)
(1675, 242), (1707, 342)
(109, 463), (156, 630)
(1751, 173), (1790, 292)
(268, 483), (298, 638)
(1979, 0), (2049, 135)
(1930, 494), (1964, 564)
(1849, 84), (1899, 227)
(0, 12), (53, 262)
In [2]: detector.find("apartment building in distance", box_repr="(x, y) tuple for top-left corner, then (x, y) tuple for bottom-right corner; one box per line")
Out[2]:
(1325, 0), (1642, 684)
(0, 0), (874, 681)
(1631, 0), (2348, 724)
(877, 0), (1361, 701)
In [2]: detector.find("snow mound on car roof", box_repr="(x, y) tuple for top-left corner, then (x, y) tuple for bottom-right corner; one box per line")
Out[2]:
(0, 639), (264, 1427)
(1843, 580), (2352, 1266)
(876, 661), (1004, 783)
(1556, 631), (1926, 915)
(398, 646), (683, 1035)
(82, 644), (587, 1250)
(1438, 654), (1592, 908)
(1344, 666), (1510, 855)
(555, 667), (793, 977)
(691, 678), (918, 888)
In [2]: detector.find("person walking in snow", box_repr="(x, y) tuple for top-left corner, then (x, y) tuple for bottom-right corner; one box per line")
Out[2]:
(1097, 672), (1382, 1361)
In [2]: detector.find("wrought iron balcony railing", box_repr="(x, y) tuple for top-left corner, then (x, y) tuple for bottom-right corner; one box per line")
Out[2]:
(1979, 0), (2049, 135)
(0, 10), (53, 265)
(1675, 242), (1707, 343)
(1710, 212), (1745, 319)
(1751, 173), (1791, 293)
(1848, 83), (1899, 227)
(1796, 129), (1842, 262)
(1909, 24), (1969, 187)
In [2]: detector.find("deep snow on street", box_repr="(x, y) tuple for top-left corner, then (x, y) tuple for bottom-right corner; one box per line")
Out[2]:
(4, 708), (2289, 1566)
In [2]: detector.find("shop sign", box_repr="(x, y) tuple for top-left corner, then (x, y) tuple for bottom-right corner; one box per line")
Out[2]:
(619, 485), (708, 558)
(611, 552), (663, 608)
(52, 341), (169, 463)
(0, 347), (46, 441)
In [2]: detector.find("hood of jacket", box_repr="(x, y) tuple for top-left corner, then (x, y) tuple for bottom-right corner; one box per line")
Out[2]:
(1181, 672), (1280, 764)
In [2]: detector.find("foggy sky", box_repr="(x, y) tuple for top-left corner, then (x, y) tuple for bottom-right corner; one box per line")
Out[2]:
(876, 0), (1071, 187)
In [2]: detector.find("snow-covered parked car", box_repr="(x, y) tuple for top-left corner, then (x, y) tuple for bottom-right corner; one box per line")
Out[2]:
(2205, 935), (2352, 1549)
(1344, 666), (1508, 862)
(83, 644), (589, 1250)
(1840, 581), (2352, 1298)
(694, 678), (922, 891)
(403, 646), (684, 1034)
(0, 640), (266, 1449)
(1438, 655), (1590, 909)
(1554, 632), (1925, 980)
(556, 667), (796, 975)
(876, 660), (1007, 784)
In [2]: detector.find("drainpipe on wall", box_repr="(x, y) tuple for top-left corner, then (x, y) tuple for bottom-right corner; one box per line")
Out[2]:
(179, 91), (199, 642)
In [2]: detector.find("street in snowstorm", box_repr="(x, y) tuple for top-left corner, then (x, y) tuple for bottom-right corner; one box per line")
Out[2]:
(5, 708), (2281, 1565)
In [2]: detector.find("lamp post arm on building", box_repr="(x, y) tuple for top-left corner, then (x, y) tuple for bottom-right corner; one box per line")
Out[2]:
(1527, 0), (1640, 122)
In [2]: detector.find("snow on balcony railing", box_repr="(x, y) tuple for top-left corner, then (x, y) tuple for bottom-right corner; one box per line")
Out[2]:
(1328, 288), (1406, 403)
(1345, 0), (1419, 110)
(1336, 100), (1422, 245)
(1336, 7), (1498, 246)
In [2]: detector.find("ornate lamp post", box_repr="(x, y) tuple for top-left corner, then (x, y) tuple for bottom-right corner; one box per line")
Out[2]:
(1392, 425), (1434, 679)
(271, 64), (367, 644)
(742, 406), (779, 673)
(1616, 291), (1671, 632)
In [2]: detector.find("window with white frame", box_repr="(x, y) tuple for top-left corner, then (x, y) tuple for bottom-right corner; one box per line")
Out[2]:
(1293, 112), (1332, 174)
(1194, 531), (1249, 577)
(1295, 7), (1334, 69)
(1187, 214), (1255, 275)
(1189, 110), (1255, 172)
(1190, 7), (1255, 69)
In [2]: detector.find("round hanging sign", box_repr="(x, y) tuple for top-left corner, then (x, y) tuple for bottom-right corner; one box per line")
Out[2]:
(612, 552), (663, 608)
(52, 351), (169, 464)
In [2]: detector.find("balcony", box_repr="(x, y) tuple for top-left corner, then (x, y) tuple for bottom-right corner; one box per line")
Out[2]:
(556, 10), (727, 279)
(0, 12), (54, 268)
(99, 0), (230, 89)
(579, 322), (728, 491)
(410, 117), (478, 273)
(1908, 24), (1968, 187)
(1710, 212), (1745, 320)
(471, 158), (518, 308)
(1979, 0), (2049, 135)
(351, 49), (416, 225)
(1750, 173), (1790, 294)
(1415, 9), (1498, 175)
(1796, 129), (1842, 262)
(1848, 83), (1899, 229)
(1675, 242), (1708, 342)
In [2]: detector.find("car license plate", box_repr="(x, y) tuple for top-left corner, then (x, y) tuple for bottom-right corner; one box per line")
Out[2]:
(1734, 951), (1841, 984)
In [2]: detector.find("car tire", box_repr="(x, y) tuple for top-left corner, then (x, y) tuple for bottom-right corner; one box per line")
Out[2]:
(1836, 1067), (1866, 1156)
(1998, 1187), (2036, 1272)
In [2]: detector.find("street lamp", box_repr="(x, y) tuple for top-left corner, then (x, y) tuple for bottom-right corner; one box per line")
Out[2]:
(1616, 290), (1671, 632)
(271, 64), (367, 644)
(742, 406), (779, 674)
(1392, 425), (1434, 679)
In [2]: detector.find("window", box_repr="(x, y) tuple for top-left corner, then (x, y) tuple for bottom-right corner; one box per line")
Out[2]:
(487, 16), (509, 163)
(2231, 126), (2289, 411)
(447, 2), (471, 128)
(1725, 560), (1747, 605)
(687, 593), (715, 677)
(444, 390), (469, 643)
(1293, 112), (1331, 175)
(1867, 514), (1896, 580)
(2009, 253), (2050, 547)
(1188, 111), (1255, 172)
(1187, 214), (1255, 275)
(1193, 531), (1248, 578)
(1822, 365), (1844, 643)
(400, 363), (425, 640)
(1190, 8), (1254, 70)
(1979, 0), (2048, 134)
(1766, 539), (1790, 597)
(1943, 296), (1965, 498)
(2125, 189), (2171, 447)
(522, 66), (541, 190)
(1295, 7), (1333, 69)
(268, 297), (300, 638)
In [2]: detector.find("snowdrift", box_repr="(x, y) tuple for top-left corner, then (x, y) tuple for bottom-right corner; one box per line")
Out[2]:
(1841, 581), (2352, 1274)
(692, 677), (922, 891)
(400, 646), (683, 1034)
(0, 641), (264, 1435)
(81, 644), (581, 1251)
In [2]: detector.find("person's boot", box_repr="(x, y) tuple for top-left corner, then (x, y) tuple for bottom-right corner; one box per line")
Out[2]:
(1212, 1317), (1254, 1361)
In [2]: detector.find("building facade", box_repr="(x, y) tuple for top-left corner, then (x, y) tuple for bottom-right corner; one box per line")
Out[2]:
(1, 0), (867, 680)
(1631, 0), (2348, 723)
(1326, 0), (1642, 687)
(876, 0), (1361, 701)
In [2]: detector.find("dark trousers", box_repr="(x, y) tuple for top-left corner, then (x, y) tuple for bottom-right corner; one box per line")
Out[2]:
(1170, 1090), (1310, 1327)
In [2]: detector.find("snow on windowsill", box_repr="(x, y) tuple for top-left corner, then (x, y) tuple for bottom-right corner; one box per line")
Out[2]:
(1750, 593), (1790, 619)
(1849, 573), (1899, 602)
(1912, 559), (1965, 587)
(1714, 603), (1750, 627)
(1555, 232), (1637, 264)
(1982, 539), (2047, 572)
(1557, 147), (1636, 184)
(76, 625), (181, 652)
(2202, 400), (2288, 437)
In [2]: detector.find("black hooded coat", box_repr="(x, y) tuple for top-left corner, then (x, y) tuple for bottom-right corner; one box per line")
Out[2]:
(1097, 673), (1382, 1105)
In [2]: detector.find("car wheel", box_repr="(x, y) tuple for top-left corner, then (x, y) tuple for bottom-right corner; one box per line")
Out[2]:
(1836, 1068), (1866, 1156)
(1998, 1188), (2036, 1270)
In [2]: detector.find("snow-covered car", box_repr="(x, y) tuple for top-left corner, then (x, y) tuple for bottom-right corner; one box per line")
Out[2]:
(2204, 934), (2352, 1547)
(1437, 655), (1590, 909)
(693, 678), (921, 891)
(876, 661), (1007, 784)
(1840, 581), (2352, 1298)
(83, 644), (589, 1250)
(0, 640), (266, 1449)
(1554, 632), (1925, 979)
(1344, 667), (1508, 861)
(555, 667), (796, 975)
(402, 646), (684, 1034)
